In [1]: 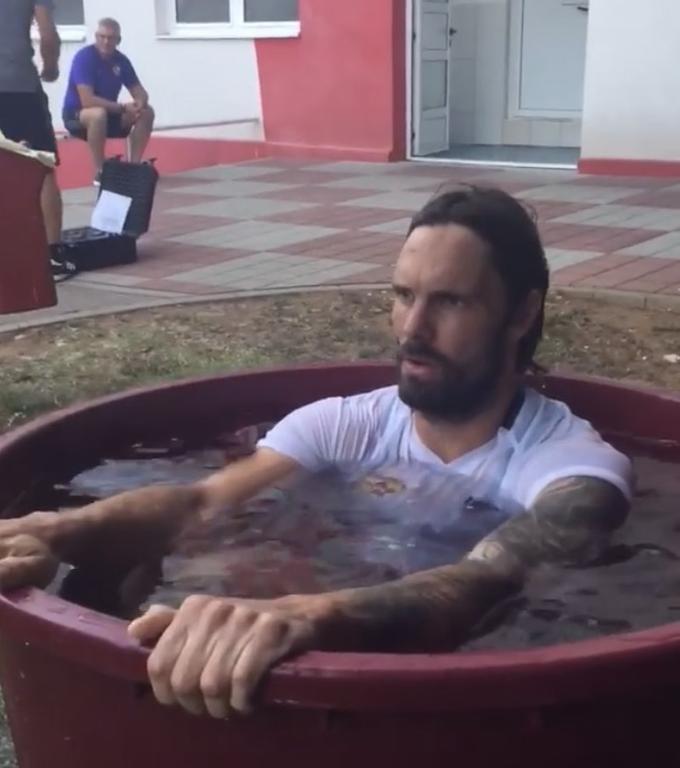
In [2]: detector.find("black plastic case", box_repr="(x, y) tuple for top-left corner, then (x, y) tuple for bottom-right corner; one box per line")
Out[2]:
(60, 158), (159, 271)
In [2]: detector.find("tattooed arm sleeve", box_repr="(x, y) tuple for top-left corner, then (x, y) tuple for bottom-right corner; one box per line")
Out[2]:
(316, 477), (629, 652)
(466, 476), (630, 580)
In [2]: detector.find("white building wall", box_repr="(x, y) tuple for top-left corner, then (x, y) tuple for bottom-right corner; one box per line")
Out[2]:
(40, 0), (264, 141)
(581, 0), (680, 162)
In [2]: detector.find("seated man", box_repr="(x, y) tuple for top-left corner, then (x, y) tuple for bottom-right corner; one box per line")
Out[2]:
(61, 17), (154, 185)
(0, 188), (632, 719)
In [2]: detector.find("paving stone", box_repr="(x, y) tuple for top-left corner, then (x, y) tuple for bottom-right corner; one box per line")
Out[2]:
(545, 248), (602, 271)
(170, 164), (285, 181)
(167, 221), (342, 250)
(518, 184), (641, 204)
(551, 205), (680, 231)
(341, 191), (434, 211)
(363, 218), (412, 235)
(303, 161), (396, 174)
(62, 186), (98, 205)
(617, 231), (680, 259)
(320, 175), (445, 192)
(165, 197), (318, 220)
(62, 204), (94, 229)
(167, 180), (296, 198)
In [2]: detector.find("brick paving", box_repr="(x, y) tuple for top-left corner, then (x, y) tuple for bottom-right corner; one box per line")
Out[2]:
(4, 158), (680, 330)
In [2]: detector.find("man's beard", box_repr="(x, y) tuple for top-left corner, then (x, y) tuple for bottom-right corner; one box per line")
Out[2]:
(396, 332), (507, 422)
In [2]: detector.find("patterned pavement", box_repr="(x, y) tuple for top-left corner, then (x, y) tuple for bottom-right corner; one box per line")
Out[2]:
(4, 159), (680, 330)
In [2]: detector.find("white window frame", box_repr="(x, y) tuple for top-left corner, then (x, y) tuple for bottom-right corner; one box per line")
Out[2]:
(53, 24), (87, 42)
(157, 0), (300, 40)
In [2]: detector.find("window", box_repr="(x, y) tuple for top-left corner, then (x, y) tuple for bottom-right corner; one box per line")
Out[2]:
(53, 0), (85, 26)
(162, 0), (299, 38)
(175, 0), (229, 24)
(244, 0), (298, 22)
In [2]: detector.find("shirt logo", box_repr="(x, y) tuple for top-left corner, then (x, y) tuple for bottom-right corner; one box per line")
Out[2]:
(357, 475), (406, 497)
(112, 65), (121, 77)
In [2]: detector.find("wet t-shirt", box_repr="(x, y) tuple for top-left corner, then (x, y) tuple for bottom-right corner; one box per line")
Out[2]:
(258, 385), (633, 563)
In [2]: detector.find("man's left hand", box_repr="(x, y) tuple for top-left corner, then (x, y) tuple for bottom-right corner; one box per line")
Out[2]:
(128, 593), (327, 717)
(40, 65), (59, 83)
(122, 102), (142, 122)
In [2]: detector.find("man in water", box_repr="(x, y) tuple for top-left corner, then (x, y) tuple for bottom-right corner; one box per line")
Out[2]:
(0, 188), (632, 718)
(0, 0), (64, 269)
(61, 17), (154, 185)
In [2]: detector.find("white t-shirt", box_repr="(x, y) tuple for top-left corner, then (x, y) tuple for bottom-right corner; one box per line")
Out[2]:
(258, 385), (632, 523)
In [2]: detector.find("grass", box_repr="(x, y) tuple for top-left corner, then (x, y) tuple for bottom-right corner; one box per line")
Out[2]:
(2, 289), (680, 432)
(0, 292), (394, 431)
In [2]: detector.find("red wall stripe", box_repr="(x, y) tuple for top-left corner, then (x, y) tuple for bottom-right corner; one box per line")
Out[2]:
(55, 136), (267, 189)
(579, 158), (680, 178)
(54, 135), (401, 190)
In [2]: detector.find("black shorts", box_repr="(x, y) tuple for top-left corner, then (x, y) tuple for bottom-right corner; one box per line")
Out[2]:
(63, 109), (132, 140)
(0, 88), (59, 159)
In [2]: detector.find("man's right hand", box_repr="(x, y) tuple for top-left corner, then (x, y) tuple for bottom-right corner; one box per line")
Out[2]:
(0, 450), (299, 593)
(0, 514), (60, 590)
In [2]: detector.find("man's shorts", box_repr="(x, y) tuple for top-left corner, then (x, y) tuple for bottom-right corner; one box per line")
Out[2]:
(0, 89), (59, 160)
(63, 109), (132, 140)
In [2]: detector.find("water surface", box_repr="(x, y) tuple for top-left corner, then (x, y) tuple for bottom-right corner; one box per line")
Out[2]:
(47, 425), (680, 651)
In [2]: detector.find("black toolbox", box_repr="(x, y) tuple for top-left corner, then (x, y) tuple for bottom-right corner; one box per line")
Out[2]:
(59, 157), (159, 272)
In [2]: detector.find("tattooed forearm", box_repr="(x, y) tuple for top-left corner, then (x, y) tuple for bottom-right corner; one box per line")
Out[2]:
(468, 476), (629, 579)
(314, 477), (628, 653)
(317, 558), (522, 653)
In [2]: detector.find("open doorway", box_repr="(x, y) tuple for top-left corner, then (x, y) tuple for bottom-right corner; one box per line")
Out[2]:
(410, 0), (589, 167)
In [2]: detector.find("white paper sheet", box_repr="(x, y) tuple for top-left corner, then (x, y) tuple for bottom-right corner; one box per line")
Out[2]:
(91, 190), (133, 234)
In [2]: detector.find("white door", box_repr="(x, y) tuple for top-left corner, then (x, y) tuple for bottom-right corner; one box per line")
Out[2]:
(509, 0), (589, 117)
(413, 0), (452, 155)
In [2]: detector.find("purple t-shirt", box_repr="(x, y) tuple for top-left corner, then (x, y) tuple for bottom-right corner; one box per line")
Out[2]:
(63, 44), (139, 115)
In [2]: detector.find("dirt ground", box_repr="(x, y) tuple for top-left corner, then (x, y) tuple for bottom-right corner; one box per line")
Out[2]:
(2, 289), (680, 433)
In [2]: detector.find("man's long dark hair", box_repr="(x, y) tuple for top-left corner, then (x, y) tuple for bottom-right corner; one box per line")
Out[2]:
(407, 186), (549, 372)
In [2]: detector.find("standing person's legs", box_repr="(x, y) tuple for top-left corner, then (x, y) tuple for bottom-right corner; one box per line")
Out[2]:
(35, 90), (62, 247)
(40, 171), (62, 244)
(0, 90), (63, 247)
(40, 171), (64, 245)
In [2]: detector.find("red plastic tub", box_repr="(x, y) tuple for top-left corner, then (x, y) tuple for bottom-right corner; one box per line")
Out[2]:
(0, 148), (56, 315)
(1, 363), (680, 768)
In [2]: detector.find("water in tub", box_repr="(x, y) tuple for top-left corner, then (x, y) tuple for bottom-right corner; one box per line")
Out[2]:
(43, 424), (680, 651)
